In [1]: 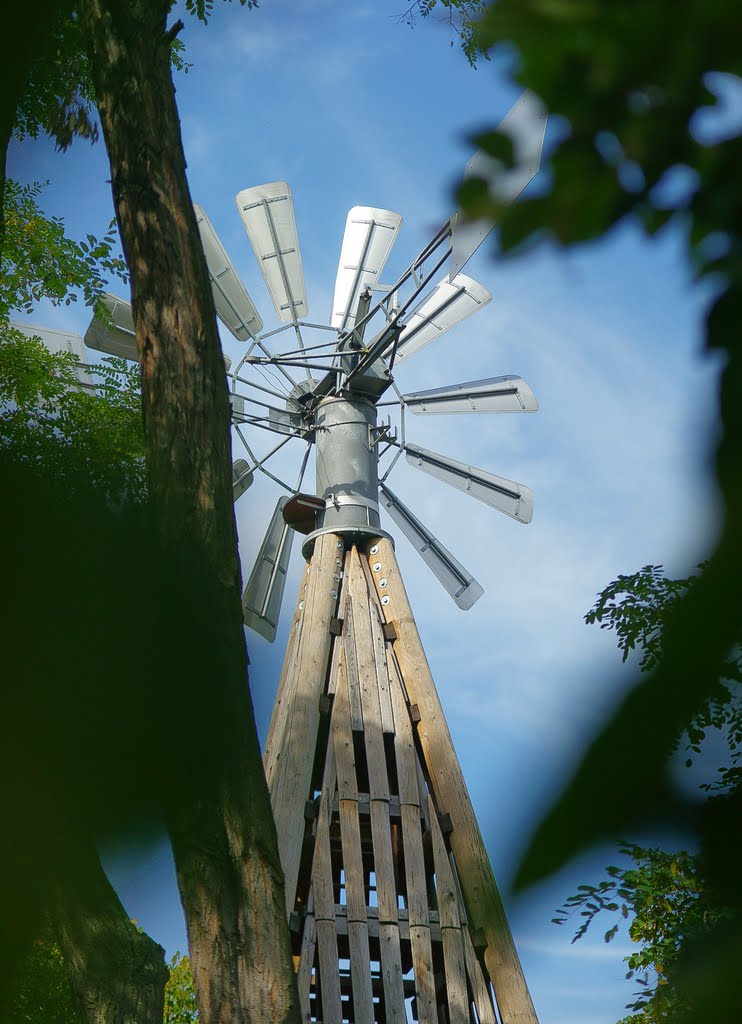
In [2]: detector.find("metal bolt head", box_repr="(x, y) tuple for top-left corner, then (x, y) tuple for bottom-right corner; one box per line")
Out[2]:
(379, 578), (388, 589)
(335, 557), (342, 566)
(330, 589), (337, 599)
(372, 562), (382, 573)
(369, 544), (379, 555)
(298, 601), (304, 610)
(332, 572), (340, 583)
(337, 540), (342, 549)
(381, 595), (390, 605)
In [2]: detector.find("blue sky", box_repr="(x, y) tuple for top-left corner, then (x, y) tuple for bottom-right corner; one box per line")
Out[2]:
(8, 2), (726, 1021)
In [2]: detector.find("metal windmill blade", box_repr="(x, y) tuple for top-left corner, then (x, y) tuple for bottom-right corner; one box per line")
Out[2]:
(242, 495), (295, 642)
(403, 374), (539, 414)
(403, 442), (534, 523)
(379, 483), (483, 609)
(194, 203), (263, 341)
(330, 206), (402, 333)
(394, 273), (491, 363)
(450, 89), (548, 280)
(11, 321), (94, 388)
(84, 292), (138, 361)
(235, 182), (308, 323)
(232, 459), (254, 500)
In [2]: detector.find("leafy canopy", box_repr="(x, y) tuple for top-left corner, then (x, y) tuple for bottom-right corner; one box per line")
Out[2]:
(1, 179), (127, 318)
(555, 564), (740, 1024)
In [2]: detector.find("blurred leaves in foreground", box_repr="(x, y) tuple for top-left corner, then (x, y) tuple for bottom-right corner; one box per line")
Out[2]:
(554, 565), (741, 1023)
(433, 8), (742, 1018)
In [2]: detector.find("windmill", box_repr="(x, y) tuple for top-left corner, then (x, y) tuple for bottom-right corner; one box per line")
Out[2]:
(83, 92), (547, 1024)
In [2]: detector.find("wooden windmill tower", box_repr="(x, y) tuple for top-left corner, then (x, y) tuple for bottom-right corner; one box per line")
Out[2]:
(82, 93), (547, 1024)
(263, 530), (538, 1024)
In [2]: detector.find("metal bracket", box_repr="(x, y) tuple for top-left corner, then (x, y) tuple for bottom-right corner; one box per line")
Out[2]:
(368, 419), (397, 450)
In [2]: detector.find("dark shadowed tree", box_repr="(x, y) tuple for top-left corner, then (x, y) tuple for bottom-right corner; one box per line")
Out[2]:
(3, 3), (300, 1019)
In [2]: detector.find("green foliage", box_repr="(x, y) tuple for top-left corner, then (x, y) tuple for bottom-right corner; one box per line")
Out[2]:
(183, 0), (260, 25)
(11, 940), (199, 1024)
(465, 2), (742, 273)
(10, 931), (78, 1024)
(0, 325), (146, 500)
(163, 954), (199, 1024)
(555, 844), (727, 1022)
(1, 179), (128, 317)
(555, 565), (741, 1022)
(585, 565), (700, 671)
(8, 1), (227, 152)
(584, 563), (742, 784)
(401, 1), (488, 66)
(451, 27), (742, 997)
(12, 9), (97, 150)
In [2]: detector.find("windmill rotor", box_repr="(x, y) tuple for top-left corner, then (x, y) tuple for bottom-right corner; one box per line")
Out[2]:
(78, 91), (547, 638)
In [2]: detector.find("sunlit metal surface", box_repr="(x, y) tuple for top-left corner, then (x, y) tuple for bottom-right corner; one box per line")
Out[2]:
(380, 483), (484, 609)
(242, 496), (295, 642)
(194, 203), (263, 341)
(236, 181), (308, 322)
(404, 442), (533, 523)
(404, 374), (538, 415)
(330, 206), (402, 332)
(395, 274), (491, 363)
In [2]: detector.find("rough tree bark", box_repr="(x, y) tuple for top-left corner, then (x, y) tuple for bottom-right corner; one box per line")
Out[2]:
(76, 2), (301, 1021)
(52, 839), (168, 1024)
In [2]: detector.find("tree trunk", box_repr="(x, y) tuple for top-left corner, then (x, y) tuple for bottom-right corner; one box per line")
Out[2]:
(52, 839), (168, 1024)
(77, 2), (301, 1021)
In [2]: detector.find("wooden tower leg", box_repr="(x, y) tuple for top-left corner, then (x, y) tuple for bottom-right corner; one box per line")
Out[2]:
(265, 535), (539, 1024)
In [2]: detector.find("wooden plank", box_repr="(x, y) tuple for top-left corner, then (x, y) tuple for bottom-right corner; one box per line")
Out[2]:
(366, 537), (538, 1024)
(310, 740), (342, 1024)
(342, 596), (365, 731)
(312, 746), (337, 923)
(416, 754), (432, 834)
(361, 552), (397, 733)
(296, 906), (317, 1021)
(325, 591), (348, 697)
(333, 615), (367, 922)
(462, 927), (498, 1024)
(262, 558), (310, 788)
(400, 803), (428, 928)
(409, 924), (437, 1024)
(316, 919), (342, 1024)
(441, 927), (471, 1024)
(370, 800), (398, 925)
(347, 547), (388, 798)
(338, 799), (366, 924)
(347, 919), (375, 1024)
(371, 601), (396, 734)
(398, 795), (437, 1024)
(378, 922), (406, 1024)
(389, 655), (420, 807)
(347, 548), (403, 942)
(430, 795), (470, 1024)
(332, 649), (358, 802)
(428, 794), (460, 930)
(269, 532), (345, 916)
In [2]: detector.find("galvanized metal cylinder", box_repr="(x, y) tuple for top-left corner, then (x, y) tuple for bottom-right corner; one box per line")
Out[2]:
(314, 396), (380, 533)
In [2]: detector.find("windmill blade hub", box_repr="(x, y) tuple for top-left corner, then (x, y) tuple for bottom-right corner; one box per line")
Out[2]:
(301, 394), (394, 558)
